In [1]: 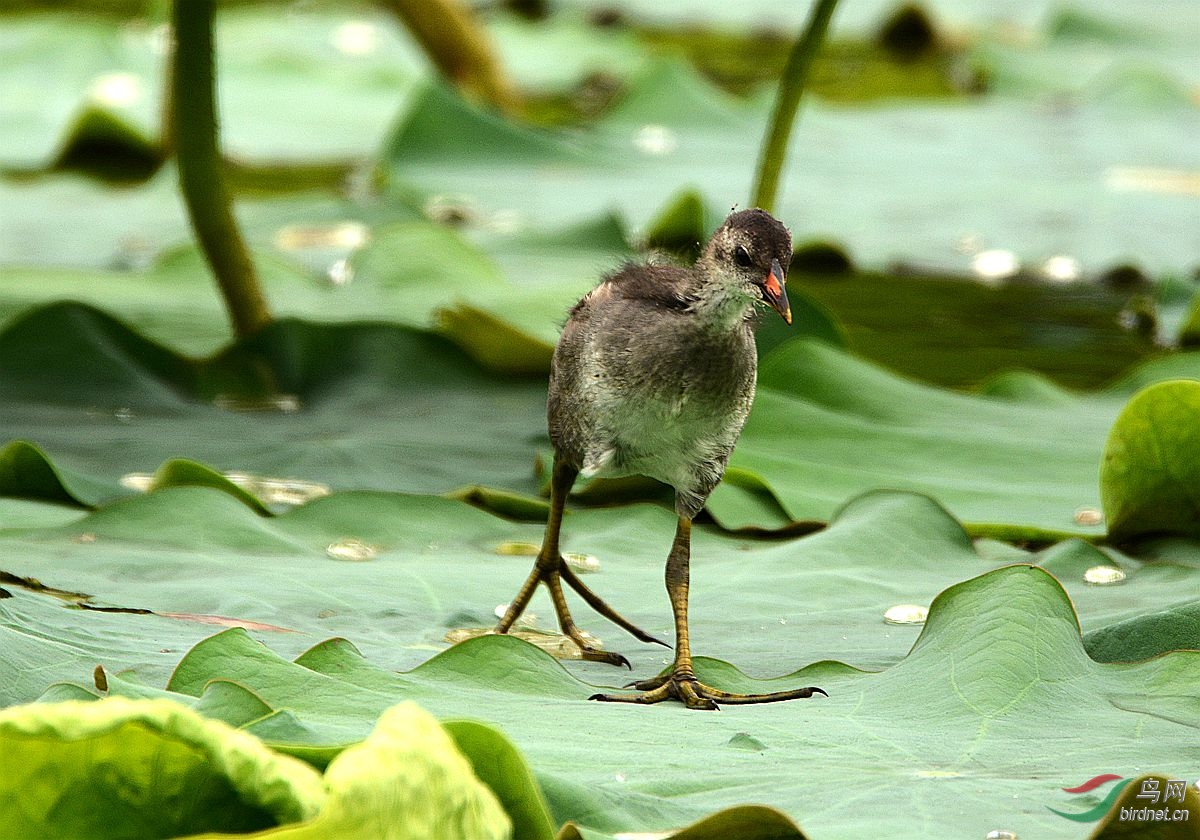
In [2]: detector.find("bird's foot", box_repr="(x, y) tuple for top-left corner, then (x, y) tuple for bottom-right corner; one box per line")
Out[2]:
(495, 554), (668, 670)
(558, 620), (632, 669)
(558, 561), (670, 650)
(590, 673), (827, 711)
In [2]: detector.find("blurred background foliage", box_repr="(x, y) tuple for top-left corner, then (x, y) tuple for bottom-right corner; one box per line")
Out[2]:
(1, 0), (1197, 385)
(2, 2), (1200, 838)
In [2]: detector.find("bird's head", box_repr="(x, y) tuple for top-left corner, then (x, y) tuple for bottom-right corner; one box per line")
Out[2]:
(698, 208), (793, 325)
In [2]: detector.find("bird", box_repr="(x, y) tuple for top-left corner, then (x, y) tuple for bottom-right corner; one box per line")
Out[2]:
(494, 208), (826, 710)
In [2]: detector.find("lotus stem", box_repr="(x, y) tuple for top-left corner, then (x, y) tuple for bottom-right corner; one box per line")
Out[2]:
(751, 0), (840, 213)
(171, 0), (272, 339)
(379, 0), (519, 115)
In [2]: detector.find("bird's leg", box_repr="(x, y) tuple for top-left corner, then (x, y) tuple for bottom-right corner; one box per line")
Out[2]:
(590, 516), (827, 710)
(493, 460), (573, 636)
(494, 458), (667, 668)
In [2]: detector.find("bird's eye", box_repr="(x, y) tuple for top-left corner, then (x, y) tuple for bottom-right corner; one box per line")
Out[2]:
(733, 245), (753, 268)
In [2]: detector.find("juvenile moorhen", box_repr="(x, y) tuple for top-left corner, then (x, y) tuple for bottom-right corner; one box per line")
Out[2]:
(495, 208), (826, 710)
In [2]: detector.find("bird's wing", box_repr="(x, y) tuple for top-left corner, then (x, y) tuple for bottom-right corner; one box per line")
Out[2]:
(577, 263), (693, 314)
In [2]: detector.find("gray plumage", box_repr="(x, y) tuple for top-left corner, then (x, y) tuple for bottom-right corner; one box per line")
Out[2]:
(494, 207), (824, 707)
(548, 208), (793, 518)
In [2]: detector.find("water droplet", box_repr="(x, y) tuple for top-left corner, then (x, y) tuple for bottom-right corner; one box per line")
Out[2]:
(564, 552), (600, 573)
(985, 831), (1018, 840)
(971, 249), (1019, 283)
(213, 394), (302, 413)
(633, 124), (677, 156)
(223, 473), (330, 507)
(119, 472), (154, 492)
(327, 257), (353, 286)
(1041, 255), (1081, 283)
(272, 221), (369, 252)
(331, 20), (379, 56)
(112, 235), (156, 270)
(326, 538), (377, 562)
(778, 617), (788, 625)
(1084, 565), (1126, 585)
(494, 541), (540, 557)
(1073, 506), (1104, 526)
(614, 772), (627, 783)
(884, 604), (928, 625)
(87, 72), (143, 108)
(1105, 166), (1200, 197)
(1117, 306), (1157, 334)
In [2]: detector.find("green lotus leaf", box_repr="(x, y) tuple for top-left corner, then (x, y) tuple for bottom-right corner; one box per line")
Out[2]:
(442, 719), (557, 840)
(0, 14), (162, 172)
(724, 339), (1200, 535)
(8, 303), (1199, 534)
(378, 57), (1197, 278)
(1084, 600), (1200, 663)
(0, 439), (95, 507)
(0, 303), (550, 505)
(386, 79), (587, 167)
(793, 266), (1155, 390)
(0, 696), (324, 837)
(436, 302), (556, 375)
(555, 805), (809, 840)
(149, 459), (272, 515)
(0, 213), (504, 359)
(0, 694), (517, 840)
(256, 701), (512, 840)
(1101, 379), (1200, 541)
(24, 562), (1200, 839)
(5, 486), (1199, 837)
(642, 188), (714, 259)
(4, 483), (1199, 707)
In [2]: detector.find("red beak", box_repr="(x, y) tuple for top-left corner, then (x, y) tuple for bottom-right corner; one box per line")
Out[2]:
(762, 259), (791, 324)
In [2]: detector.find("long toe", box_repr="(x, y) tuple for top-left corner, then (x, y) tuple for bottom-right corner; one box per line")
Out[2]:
(590, 677), (826, 709)
(624, 674), (670, 691)
(589, 680), (675, 706)
(697, 684), (828, 705)
(559, 563), (671, 648)
(578, 648), (631, 669)
(677, 680), (720, 710)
